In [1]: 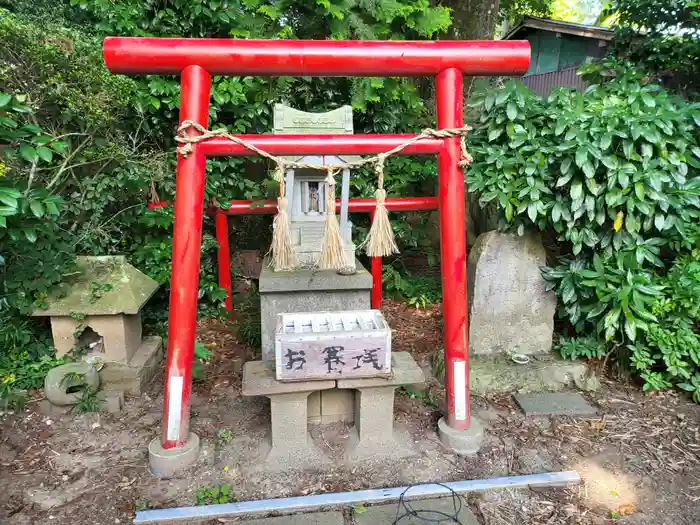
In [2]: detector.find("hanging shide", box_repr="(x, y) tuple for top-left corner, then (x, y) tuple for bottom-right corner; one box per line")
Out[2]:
(268, 163), (297, 271)
(317, 169), (348, 270)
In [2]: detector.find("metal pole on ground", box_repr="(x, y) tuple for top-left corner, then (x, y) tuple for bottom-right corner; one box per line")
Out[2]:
(148, 64), (211, 476)
(133, 471), (581, 523)
(435, 68), (483, 454)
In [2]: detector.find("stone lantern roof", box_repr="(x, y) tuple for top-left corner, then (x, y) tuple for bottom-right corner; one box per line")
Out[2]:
(32, 256), (159, 317)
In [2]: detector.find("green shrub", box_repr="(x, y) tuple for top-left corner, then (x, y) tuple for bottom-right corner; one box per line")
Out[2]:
(466, 62), (700, 258)
(382, 266), (441, 308)
(555, 335), (608, 361)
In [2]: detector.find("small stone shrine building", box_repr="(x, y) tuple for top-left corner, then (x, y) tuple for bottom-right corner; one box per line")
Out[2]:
(274, 103), (359, 267)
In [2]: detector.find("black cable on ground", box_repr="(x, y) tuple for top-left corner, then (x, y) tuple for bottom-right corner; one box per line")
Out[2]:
(393, 483), (468, 524)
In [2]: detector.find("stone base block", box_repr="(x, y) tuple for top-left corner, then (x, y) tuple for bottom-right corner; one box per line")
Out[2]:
(320, 389), (354, 424)
(259, 259), (371, 361)
(148, 433), (200, 477)
(470, 355), (595, 395)
(437, 416), (484, 456)
(98, 336), (163, 396)
(337, 352), (424, 461)
(353, 497), (479, 525)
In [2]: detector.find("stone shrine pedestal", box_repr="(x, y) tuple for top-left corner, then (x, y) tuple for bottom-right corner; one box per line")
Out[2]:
(259, 258), (372, 423)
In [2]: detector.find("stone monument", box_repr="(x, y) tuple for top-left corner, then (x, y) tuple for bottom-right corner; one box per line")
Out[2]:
(467, 232), (596, 393)
(274, 104), (357, 267)
(32, 256), (163, 395)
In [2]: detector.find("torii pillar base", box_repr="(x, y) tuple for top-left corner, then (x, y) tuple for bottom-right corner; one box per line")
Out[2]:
(148, 433), (200, 477)
(437, 416), (485, 456)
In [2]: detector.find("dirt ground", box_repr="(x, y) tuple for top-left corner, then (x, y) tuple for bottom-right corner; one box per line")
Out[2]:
(2, 300), (700, 525)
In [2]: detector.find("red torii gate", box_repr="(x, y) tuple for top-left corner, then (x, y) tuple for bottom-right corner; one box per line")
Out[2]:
(103, 38), (530, 467)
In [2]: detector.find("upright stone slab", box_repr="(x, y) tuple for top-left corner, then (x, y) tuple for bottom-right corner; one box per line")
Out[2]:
(468, 232), (556, 356)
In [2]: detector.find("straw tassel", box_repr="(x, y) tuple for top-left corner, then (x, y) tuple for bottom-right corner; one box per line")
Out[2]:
(268, 163), (297, 271)
(362, 157), (398, 257)
(318, 169), (347, 270)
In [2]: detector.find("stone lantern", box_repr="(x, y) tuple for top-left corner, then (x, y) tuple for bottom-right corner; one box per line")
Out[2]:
(32, 256), (162, 394)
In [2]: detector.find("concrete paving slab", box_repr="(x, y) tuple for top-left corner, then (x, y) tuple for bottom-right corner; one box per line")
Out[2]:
(514, 392), (598, 417)
(239, 511), (344, 525)
(354, 497), (479, 525)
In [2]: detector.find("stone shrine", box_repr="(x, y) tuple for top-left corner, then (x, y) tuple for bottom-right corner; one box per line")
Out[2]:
(274, 104), (357, 267)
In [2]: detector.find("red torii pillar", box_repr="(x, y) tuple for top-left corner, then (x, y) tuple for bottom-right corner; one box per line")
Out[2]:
(103, 38), (530, 474)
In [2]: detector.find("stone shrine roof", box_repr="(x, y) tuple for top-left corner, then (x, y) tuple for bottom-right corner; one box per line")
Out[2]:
(273, 103), (362, 163)
(32, 256), (159, 317)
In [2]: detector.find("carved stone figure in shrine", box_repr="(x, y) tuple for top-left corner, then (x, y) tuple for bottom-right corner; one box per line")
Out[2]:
(273, 104), (357, 268)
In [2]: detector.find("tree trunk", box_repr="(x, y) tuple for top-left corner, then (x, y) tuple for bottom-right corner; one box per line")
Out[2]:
(444, 0), (500, 40)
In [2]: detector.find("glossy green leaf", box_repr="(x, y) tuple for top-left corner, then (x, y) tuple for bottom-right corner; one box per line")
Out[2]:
(570, 180), (583, 201)
(36, 146), (53, 163)
(575, 147), (587, 168)
(19, 144), (38, 163)
(29, 200), (45, 218)
(506, 101), (517, 120)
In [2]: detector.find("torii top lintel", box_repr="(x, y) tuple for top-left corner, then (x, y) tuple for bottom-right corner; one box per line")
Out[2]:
(103, 38), (530, 77)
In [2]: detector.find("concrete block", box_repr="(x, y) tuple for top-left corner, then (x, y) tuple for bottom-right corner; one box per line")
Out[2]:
(266, 391), (326, 470)
(86, 314), (142, 362)
(259, 259), (371, 361)
(334, 352), (424, 459)
(469, 355), (595, 395)
(354, 498), (479, 525)
(149, 433), (200, 477)
(239, 511), (344, 525)
(98, 336), (163, 395)
(437, 416), (484, 456)
(346, 386), (414, 461)
(50, 314), (143, 363)
(241, 361), (333, 469)
(320, 389), (354, 423)
(50, 316), (77, 357)
(242, 361), (335, 396)
(514, 392), (598, 417)
(97, 390), (124, 413)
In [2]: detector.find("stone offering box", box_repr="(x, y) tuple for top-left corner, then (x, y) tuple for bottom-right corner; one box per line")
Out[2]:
(32, 256), (163, 395)
(275, 310), (391, 382)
